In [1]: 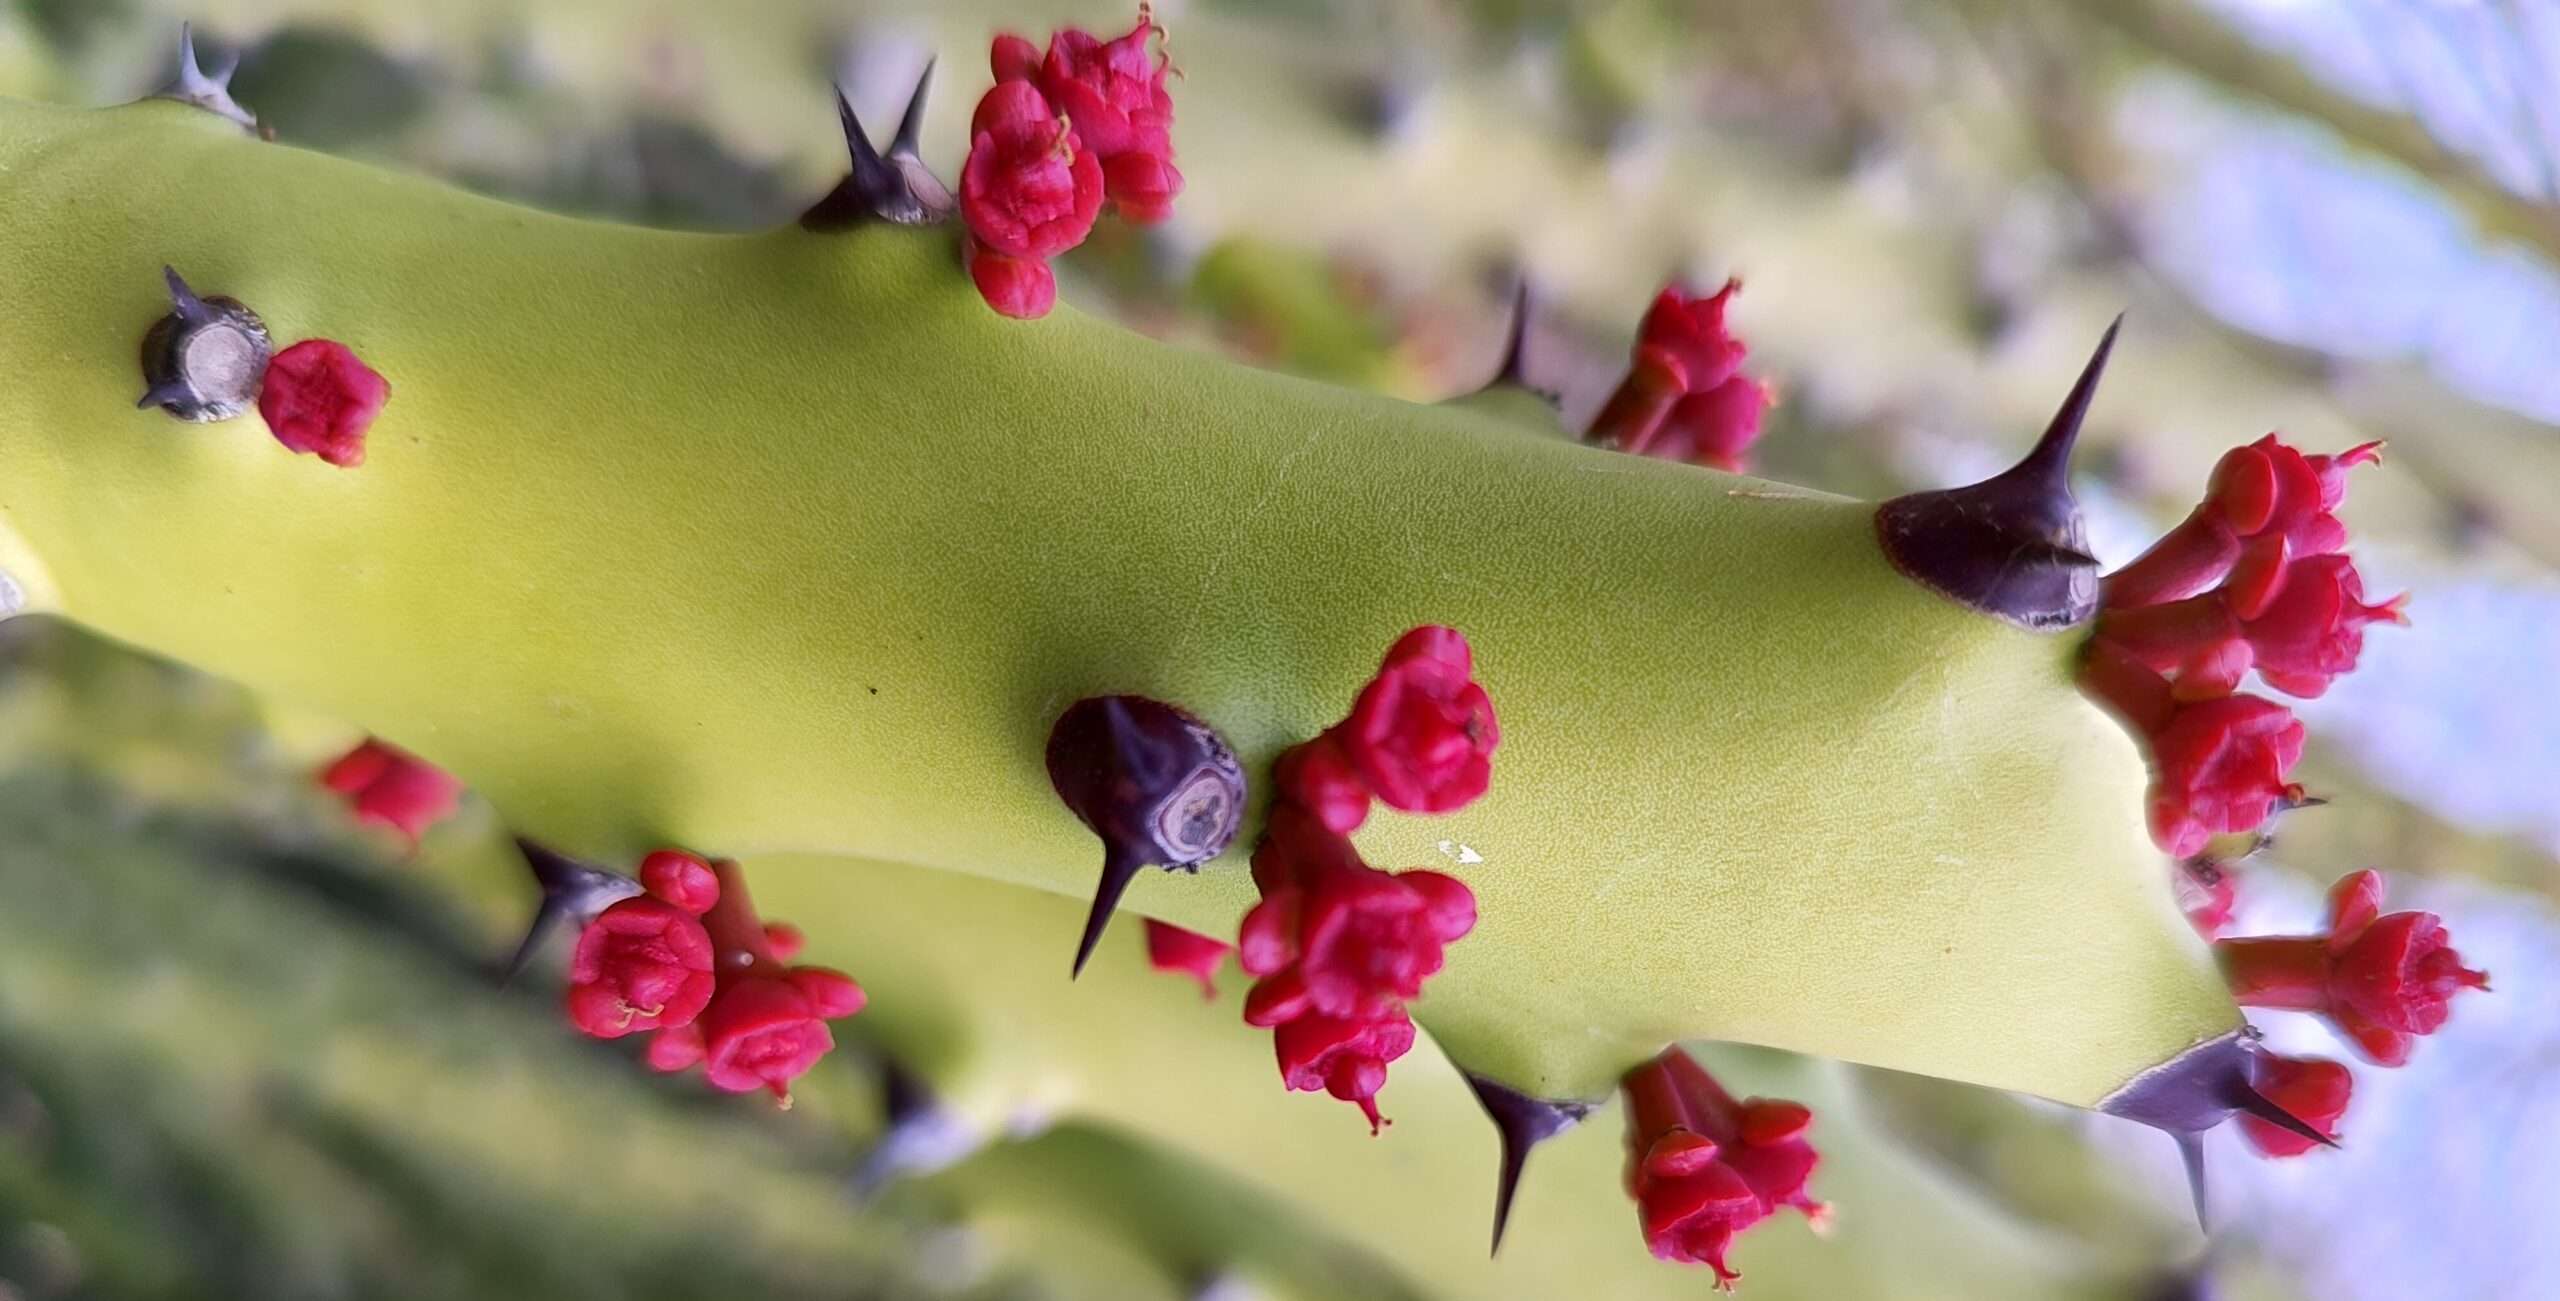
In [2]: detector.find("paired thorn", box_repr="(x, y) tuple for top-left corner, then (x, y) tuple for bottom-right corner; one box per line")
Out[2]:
(1462, 1071), (1596, 1255)
(1873, 317), (2119, 630)
(154, 23), (258, 133)
(499, 838), (644, 984)
(138, 265), (271, 422)
(801, 65), (953, 230)
(2096, 1029), (2338, 1230)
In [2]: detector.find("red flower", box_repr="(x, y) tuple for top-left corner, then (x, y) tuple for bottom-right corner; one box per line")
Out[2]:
(1100, 152), (1180, 224)
(645, 1022), (706, 1072)
(1340, 625), (1499, 815)
(1272, 1005), (1416, 1135)
(697, 976), (838, 1102)
(638, 850), (720, 916)
(964, 242), (1059, 320)
(567, 855), (865, 1103)
(961, 80), (1102, 261)
(2217, 870), (2490, 1066)
(2084, 435), (2400, 856)
(1274, 735), (1372, 834)
(1143, 919), (1231, 998)
(2105, 437), (2382, 611)
(2097, 552), (2406, 700)
(694, 967), (865, 1102)
(259, 338), (390, 468)
(2146, 692), (2307, 859)
(1586, 281), (1773, 472)
(1239, 807), (1476, 1022)
(1032, 8), (1174, 161)
(1620, 1047), (1824, 1288)
(1654, 375), (1775, 475)
(2241, 1052), (2351, 1157)
(564, 897), (716, 1039)
(996, 7), (1182, 223)
(2082, 631), (2309, 859)
(318, 738), (460, 846)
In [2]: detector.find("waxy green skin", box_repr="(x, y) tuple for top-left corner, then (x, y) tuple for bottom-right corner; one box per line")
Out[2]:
(760, 850), (2146, 1301)
(0, 98), (2233, 1104)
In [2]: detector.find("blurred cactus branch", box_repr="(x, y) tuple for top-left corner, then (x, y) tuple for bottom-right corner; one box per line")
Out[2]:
(2074, 0), (2560, 266)
(1958, 0), (2560, 572)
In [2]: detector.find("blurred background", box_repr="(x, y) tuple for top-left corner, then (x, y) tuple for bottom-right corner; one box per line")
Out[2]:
(0, 1), (2553, 1298)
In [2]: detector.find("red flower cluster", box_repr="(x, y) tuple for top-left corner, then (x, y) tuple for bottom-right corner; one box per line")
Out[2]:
(260, 338), (391, 468)
(1276, 625), (1499, 833)
(994, 5), (1180, 222)
(1585, 280), (1774, 473)
(2241, 1050), (2351, 1158)
(2217, 869), (2488, 1067)
(2080, 436), (2400, 857)
(964, 8), (1180, 318)
(1143, 919), (1231, 998)
(565, 851), (866, 1104)
(1238, 625), (1495, 1132)
(1620, 1047), (1824, 1289)
(318, 737), (461, 847)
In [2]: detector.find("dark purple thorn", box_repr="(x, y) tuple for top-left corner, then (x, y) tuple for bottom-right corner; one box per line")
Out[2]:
(1874, 317), (2119, 630)
(1462, 1071), (1596, 1255)
(1046, 696), (1245, 978)
(2097, 1029), (2339, 1229)
(499, 838), (644, 985)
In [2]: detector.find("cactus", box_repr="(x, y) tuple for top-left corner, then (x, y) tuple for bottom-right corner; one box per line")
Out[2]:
(0, 11), (2484, 1296)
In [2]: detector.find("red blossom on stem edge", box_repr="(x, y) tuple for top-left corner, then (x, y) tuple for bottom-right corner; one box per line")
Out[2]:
(1621, 1047), (1825, 1289)
(1235, 625), (1495, 1130)
(2104, 438), (2384, 611)
(2217, 870), (2489, 1067)
(259, 338), (390, 468)
(1276, 625), (1500, 834)
(1586, 280), (1775, 473)
(959, 78), (1101, 319)
(318, 737), (461, 847)
(2080, 435), (2400, 855)
(565, 852), (865, 1104)
(996, 5), (1182, 223)
(1143, 919), (1231, 998)
(2081, 640), (2307, 859)
(2241, 1051), (2351, 1157)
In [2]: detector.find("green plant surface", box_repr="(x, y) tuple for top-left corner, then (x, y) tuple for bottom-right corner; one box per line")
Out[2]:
(0, 623), (2159, 1301)
(0, 768), (948, 1301)
(734, 848), (2159, 1301)
(0, 95), (2233, 1108)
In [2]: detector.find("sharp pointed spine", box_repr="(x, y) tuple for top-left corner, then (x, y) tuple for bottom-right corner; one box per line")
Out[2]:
(1071, 850), (1142, 978)
(1873, 319), (2118, 629)
(2011, 314), (2120, 492)
(154, 23), (257, 132)
(891, 59), (934, 159)
(1462, 1071), (1595, 1255)
(2175, 1131), (2209, 1231)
